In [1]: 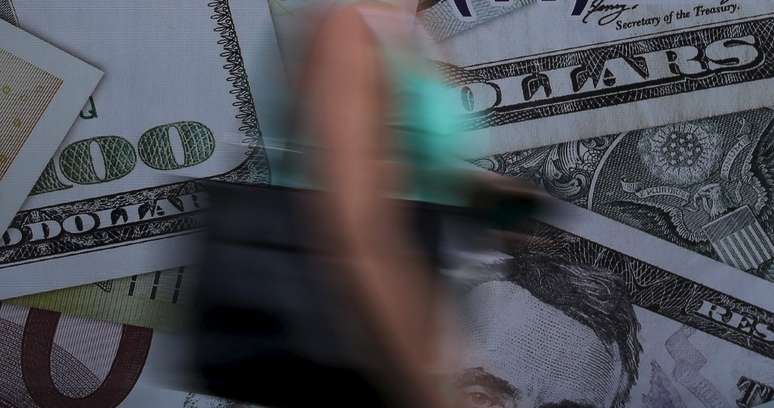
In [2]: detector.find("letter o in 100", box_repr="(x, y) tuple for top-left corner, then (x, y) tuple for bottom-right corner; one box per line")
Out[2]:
(31, 121), (215, 195)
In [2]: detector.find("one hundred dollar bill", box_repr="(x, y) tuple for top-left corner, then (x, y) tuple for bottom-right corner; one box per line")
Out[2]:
(6, 266), (193, 331)
(433, 0), (774, 156)
(475, 107), (774, 283)
(0, 0), (285, 298)
(0, 19), (101, 234)
(441, 201), (774, 408)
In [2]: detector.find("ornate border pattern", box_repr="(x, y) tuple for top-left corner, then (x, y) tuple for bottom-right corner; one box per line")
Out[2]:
(0, 0), (270, 267)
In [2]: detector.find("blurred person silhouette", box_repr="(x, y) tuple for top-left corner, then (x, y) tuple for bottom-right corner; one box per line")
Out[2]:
(195, 1), (539, 407)
(297, 2), (459, 407)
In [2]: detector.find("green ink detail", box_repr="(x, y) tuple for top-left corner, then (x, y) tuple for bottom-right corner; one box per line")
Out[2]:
(138, 121), (215, 171)
(30, 159), (72, 196)
(1, 85), (10, 95)
(79, 96), (98, 120)
(59, 136), (137, 185)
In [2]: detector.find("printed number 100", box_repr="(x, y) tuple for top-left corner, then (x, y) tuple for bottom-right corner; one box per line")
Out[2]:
(31, 121), (216, 196)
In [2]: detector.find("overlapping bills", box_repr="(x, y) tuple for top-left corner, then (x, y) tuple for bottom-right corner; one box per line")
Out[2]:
(7, 266), (193, 331)
(476, 107), (774, 283)
(0, 0), (285, 298)
(448, 201), (774, 408)
(430, 0), (774, 156)
(424, 2), (774, 406)
(0, 1), (773, 407)
(450, 1), (774, 285)
(0, 18), (101, 234)
(3, 203), (774, 407)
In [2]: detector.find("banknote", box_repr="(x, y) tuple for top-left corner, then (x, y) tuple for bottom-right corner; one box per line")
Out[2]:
(0, 19), (101, 233)
(417, 0), (537, 40)
(440, 201), (774, 408)
(0, 0), (286, 298)
(475, 107), (774, 283)
(433, 0), (774, 157)
(6, 266), (193, 331)
(0, 302), (260, 407)
(3, 207), (773, 407)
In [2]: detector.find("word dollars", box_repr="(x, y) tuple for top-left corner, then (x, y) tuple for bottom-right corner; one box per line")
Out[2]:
(0, 192), (207, 248)
(453, 34), (759, 116)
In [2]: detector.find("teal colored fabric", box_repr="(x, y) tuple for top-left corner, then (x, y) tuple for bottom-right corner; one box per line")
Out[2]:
(267, 4), (465, 205)
(386, 51), (464, 205)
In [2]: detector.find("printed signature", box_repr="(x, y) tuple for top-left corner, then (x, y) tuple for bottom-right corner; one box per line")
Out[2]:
(580, 0), (639, 26)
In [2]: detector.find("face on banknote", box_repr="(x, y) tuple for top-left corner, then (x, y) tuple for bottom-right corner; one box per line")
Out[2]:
(0, 0), (285, 298)
(1, 2), (772, 406)
(0, 19), (101, 236)
(441, 204), (774, 408)
(428, 0), (774, 157)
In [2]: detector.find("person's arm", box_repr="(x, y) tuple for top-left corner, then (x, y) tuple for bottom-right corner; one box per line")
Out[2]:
(301, 4), (446, 407)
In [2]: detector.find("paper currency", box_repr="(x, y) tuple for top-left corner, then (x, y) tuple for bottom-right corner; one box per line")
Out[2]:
(0, 0), (285, 298)
(443, 201), (774, 408)
(3, 204), (773, 407)
(417, 0), (537, 40)
(0, 302), (259, 407)
(6, 267), (192, 331)
(431, 0), (774, 157)
(0, 302), (153, 406)
(0, 19), (101, 233)
(475, 107), (774, 283)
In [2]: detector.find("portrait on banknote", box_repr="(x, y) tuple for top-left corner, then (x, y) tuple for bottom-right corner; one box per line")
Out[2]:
(454, 244), (640, 407)
(449, 220), (774, 408)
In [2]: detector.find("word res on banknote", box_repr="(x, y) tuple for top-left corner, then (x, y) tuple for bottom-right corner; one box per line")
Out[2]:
(448, 21), (765, 127)
(696, 300), (774, 343)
